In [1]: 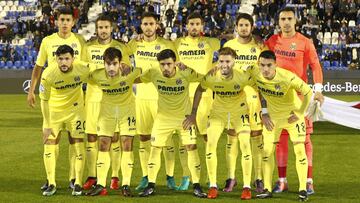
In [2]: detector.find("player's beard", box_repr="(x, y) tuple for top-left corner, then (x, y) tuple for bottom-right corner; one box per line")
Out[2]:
(60, 65), (71, 73)
(238, 32), (251, 39)
(107, 70), (118, 77)
(143, 30), (155, 38)
(99, 32), (110, 41)
(189, 29), (200, 37)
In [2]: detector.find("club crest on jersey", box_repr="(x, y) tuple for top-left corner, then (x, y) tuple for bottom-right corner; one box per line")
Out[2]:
(198, 42), (204, 49)
(275, 84), (281, 90)
(155, 45), (161, 50)
(71, 43), (77, 48)
(74, 76), (80, 82)
(120, 81), (126, 86)
(290, 43), (296, 50)
(250, 47), (256, 53)
(234, 84), (240, 90)
(176, 78), (182, 85)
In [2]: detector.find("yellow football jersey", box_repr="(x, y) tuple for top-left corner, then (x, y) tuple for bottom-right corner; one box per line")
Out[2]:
(175, 36), (220, 97)
(82, 39), (131, 103)
(128, 37), (177, 99)
(223, 38), (266, 70)
(248, 66), (312, 118)
(200, 69), (253, 113)
(90, 68), (141, 107)
(140, 66), (203, 117)
(39, 60), (91, 112)
(36, 33), (86, 67)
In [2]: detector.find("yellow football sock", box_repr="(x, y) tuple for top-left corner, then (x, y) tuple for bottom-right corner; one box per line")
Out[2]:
(163, 138), (175, 177)
(97, 151), (110, 187)
(86, 141), (98, 177)
(226, 135), (238, 179)
(121, 151), (134, 186)
(179, 144), (191, 177)
(139, 140), (151, 177)
(293, 143), (308, 191)
(110, 140), (121, 178)
(44, 144), (57, 186)
(262, 142), (275, 191)
(238, 133), (252, 187)
(148, 147), (162, 183)
(68, 144), (76, 181)
(187, 149), (201, 184)
(74, 142), (85, 185)
(251, 135), (263, 180)
(55, 144), (59, 161)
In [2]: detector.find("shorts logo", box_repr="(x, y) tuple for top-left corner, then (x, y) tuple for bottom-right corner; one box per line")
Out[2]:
(234, 84), (240, 90)
(176, 78), (182, 85)
(74, 76), (80, 82)
(290, 43), (296, 50)
(120, 81), (126, 86)
(151, 137), (155, 141)
(155, 45), (161, 50)
(240, 102), (245, 107)
(198, 42), (204, 49)
(71, 43), (77, 48)
(250, 47), (256, 53)
(275, 84), (281, 90)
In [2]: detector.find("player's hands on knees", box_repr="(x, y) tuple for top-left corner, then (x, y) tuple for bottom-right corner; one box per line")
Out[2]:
(183, 114), (196, 130)
(120, 62), (131, 76)
(27, 91), (36, 108)
(262, 113), (274, 131)
(43, 128), (55, 144)
(314, 92), (324, 106)
(175, 62), (187, 70)
(288, 111), (299, 124)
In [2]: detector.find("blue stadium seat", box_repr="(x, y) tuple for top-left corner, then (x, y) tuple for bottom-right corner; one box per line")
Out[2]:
(0, 61), (5, 69)
(331, 61), (339, 69)
(22, 60), (30, 69)
(256, 21), (262, 27)
(323, 61), (331, 70)
(5, 61), (13, 69)
(14, 61), (22, 69)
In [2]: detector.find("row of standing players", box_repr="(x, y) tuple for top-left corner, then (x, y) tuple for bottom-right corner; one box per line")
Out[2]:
(27, 7), (324, 201)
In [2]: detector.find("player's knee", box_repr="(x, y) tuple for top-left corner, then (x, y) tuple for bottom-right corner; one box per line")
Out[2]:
(98, 137), (112, 151)
(121, 136), (134, 151)
(250, 130), (262, 137)
(185, 144), (197, 151)
(111, 133), (119, 142)
(87, 134), (97, 142)
(140, 134), (151, 142)
(227, 129), (237, 136)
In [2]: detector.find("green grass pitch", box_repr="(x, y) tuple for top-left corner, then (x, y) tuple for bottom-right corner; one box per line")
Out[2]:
(0, 94), (359, 203)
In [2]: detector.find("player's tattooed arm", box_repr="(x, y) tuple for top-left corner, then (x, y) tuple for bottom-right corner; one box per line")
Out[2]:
(183, 84), (206, 130)
(259, 93), (274, 131)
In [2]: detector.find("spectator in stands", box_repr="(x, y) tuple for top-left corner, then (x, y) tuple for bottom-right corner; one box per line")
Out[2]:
(316, 0), (325, 20)
(268, 0), (278, 20)
(6, 47), (22, 62)
(224, 12), (234, 33)
(339, 31), (347, 45)
(165, 6), (175, 27)
(348, 0), (358, 21)
(324, 0), (333, 14)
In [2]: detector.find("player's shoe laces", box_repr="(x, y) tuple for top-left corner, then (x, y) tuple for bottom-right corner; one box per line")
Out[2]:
(176, 176), (190, 191)
(69, 179), (75, 190)
(121, 185), (133, 197)
(110, 177), (120, 190)
(272, 180), (288, 193)
(42, 184), (56, 196)
(241, 187), (252, 200)
(193, 183), (207, 198)
(83, 177), (97, 190)
(299, 190), (308, 202)
(72, 184), (83, 196)
(86, 184), (108, 196)
(306, 182), (315, 195)
(139, 183), (155, 197)
(40, 180), (48, 191)
(207, 187), (218, 199)
(166, 175), (177, 190)
(253, 179), (264, 193)
(135, 176), (148, 191)
(222, 178), (237, 192)
(256, 189), (272, 199)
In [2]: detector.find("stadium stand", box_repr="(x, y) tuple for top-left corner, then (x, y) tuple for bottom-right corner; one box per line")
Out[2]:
(0, 0), (359, 70)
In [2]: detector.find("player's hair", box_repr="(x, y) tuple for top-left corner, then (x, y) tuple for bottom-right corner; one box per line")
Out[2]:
(55, 45), (74, 57)
(259, 50), (276, 61)
(141, 12), (158, 22)
(278, 7), (296, 17)
(96, 14), (113, 27)
(103, 47), (123, 62)
(236, 13), (254, 27)
(218, 47), (237, 58)
(186, 12), (204, 24)
(157, 49), (177, 62)
(56, 7), (74, 19)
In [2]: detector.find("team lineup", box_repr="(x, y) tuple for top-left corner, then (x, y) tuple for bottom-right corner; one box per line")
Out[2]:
(26, 6), (325, 202)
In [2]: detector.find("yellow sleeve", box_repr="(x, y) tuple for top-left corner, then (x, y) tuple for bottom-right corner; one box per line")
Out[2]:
(290, 74), (312, 97)
(120, 44), (131, 66)
(81, 43), (89, 62)
(35, 38), (48, 67)
(186, 68), (203, 82)
(140, 68), (153, 83)
(200, 75), (210, 89)
(39, 70), (51, 101)
(127, 39), (136, 55)
(210, 38), (221, 51)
